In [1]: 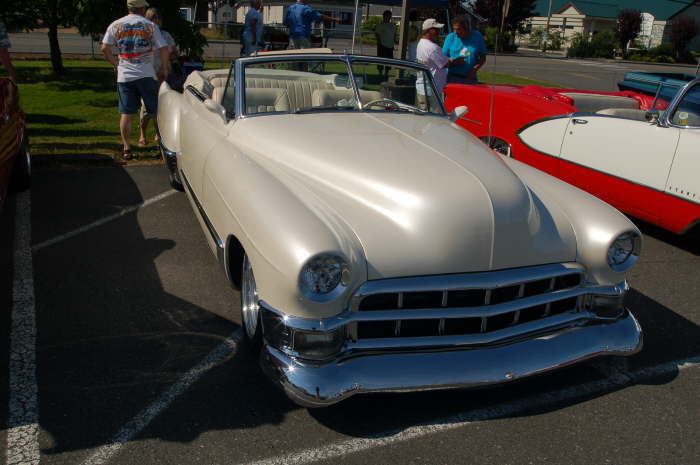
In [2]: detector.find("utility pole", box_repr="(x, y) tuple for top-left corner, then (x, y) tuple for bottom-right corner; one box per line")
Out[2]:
(397, 0), (410, 60)
(542, 0), (553, 52)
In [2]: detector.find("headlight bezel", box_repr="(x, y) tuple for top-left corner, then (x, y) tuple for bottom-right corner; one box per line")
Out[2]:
(606, 231), (641, 272)
(298, 253), (351, 302)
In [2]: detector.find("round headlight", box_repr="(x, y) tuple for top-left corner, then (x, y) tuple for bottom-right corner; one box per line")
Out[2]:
(607, 232), (641, 271)
(299, 254), (350, 301)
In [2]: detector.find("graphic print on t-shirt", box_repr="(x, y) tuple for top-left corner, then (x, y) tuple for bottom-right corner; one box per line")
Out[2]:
(115, 21), (155, 64)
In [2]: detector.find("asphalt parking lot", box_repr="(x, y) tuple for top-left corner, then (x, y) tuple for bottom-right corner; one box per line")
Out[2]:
(2, 163), (700, 465)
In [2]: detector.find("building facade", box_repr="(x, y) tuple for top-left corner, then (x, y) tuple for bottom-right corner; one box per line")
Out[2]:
(523, 0), (700, 50)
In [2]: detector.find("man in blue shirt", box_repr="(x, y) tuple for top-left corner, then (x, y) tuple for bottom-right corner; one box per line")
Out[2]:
(442, 16), (487, 84)
(284, 0), (338, 49)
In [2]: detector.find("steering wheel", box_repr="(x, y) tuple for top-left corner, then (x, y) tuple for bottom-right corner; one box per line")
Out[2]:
(364, 98), (403, 111)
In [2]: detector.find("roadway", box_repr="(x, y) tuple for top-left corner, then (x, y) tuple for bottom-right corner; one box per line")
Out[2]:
(9, 30), (699, 92)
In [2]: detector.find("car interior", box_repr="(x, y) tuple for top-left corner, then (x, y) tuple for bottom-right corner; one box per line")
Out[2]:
(183, 67), (382, 116)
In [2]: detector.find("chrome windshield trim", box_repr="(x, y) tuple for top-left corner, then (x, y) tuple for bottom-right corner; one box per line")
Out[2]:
(661, 77), (700, 129)
(236, 54), (446, 117)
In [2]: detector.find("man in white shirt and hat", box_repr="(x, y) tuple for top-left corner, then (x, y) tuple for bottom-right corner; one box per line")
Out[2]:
(416, 18), (463, 98)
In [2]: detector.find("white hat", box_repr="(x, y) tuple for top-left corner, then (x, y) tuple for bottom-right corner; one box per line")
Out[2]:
(422, 18), (444, 31)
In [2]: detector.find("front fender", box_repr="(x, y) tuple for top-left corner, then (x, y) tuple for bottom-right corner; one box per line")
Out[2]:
(203, 141), (367, 319)
(503, 156), (641, 286)
(157, 82), (182, 154)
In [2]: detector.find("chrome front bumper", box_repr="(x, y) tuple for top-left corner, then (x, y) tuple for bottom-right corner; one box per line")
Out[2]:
(260, 310), (642, 407)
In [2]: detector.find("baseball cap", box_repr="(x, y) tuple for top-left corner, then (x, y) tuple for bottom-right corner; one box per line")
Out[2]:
(422, 19), (444, 31)
(127, 0), (149, 8)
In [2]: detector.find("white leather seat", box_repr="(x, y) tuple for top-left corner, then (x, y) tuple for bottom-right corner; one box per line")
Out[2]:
(245, 77), (333, 110)
(311, 89), (382, 107)
(245, 88), (291, 114)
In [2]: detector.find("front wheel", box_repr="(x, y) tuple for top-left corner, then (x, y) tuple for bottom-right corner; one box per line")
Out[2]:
(480, 136), (513, 158)
(10, 139), (31, 193)
(241, 253), (263, 352)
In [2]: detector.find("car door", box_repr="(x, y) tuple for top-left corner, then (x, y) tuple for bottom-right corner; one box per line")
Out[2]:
(179, 86), (229, 199)
(558, 113), (680, 223)
(663, 80), (700, 233)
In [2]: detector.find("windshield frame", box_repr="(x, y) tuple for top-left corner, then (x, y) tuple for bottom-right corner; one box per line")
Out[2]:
(232, 54), (447, 118)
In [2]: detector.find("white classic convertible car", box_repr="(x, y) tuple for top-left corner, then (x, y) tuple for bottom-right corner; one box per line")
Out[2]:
(157, 50), (643, 407)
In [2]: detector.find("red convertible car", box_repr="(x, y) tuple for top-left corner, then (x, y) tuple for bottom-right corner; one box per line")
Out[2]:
(0, 77), (29, 210)
(444, 79), (700, 235)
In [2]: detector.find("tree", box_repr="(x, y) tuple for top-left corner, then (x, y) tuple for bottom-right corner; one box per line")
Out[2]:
(75, 0), (208, 59)
(670, 16), (700, 60)
(473, 0), (536, 33)
(0, 0), (75, 73)
(616, 9), (642, 59)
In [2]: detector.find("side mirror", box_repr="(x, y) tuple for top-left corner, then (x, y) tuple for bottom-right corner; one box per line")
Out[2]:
(204, 98), (227, 122)
(450, 105), (469, 121)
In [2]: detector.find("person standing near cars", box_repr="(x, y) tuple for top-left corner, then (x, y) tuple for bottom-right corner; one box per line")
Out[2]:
(374, 10), (395, 77)
(284, 0), (338, 49)
(442, 16), (486, 84)
(139, 7), (177, 147)
(243, 0), (264, 56)
(0, 21), (17, 83)
(101, 0), (169, 160)
(416, 18), (463, 99)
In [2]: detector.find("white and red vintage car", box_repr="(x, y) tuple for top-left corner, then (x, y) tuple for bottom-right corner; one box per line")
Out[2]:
(444, 77), (700, 235)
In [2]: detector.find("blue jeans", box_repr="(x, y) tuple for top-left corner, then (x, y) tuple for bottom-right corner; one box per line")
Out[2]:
(117, 77), (159, 115)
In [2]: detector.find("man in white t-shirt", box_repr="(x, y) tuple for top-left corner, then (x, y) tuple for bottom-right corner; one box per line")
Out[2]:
(100, 0), (168, 159)
(416, 19), (463, 98)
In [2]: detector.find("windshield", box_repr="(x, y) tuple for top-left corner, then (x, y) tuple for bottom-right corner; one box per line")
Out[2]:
(241, 57), (444, 116)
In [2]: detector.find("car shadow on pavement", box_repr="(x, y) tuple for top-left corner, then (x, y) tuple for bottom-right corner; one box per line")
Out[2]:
(308, 288), (700, 438)
(18, 164), (298, 456)
(634, 218), (700, 256)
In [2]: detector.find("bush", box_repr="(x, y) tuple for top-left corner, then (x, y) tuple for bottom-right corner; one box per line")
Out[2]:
(484, 27), (518, 52)
(567, 31), (616, 58)
(527, 28), (563, 50)
(627, 52), (675, 63)
(360, 16), (383, 46)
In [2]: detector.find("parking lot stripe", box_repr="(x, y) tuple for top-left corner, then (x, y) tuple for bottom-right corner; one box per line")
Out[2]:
(6, 192), (40, 465)
(80, 329), (243, 465)
(31, 189), (177, 252)
(243, 355), (700, 465)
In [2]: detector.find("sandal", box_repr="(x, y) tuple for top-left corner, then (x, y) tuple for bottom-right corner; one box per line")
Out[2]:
(137, 139), (147, 147)
(122, 148), (133, 160)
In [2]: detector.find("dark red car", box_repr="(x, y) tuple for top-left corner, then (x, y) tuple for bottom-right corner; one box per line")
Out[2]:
(0, 77), (30, 209)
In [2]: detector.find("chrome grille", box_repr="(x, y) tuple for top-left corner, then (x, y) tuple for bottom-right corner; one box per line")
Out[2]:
(353, 267), (583, 341)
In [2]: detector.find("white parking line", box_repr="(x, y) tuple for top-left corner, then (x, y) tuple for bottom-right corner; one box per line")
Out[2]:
(80, 329), (243, 465)
(31, 189), (177, 252)
(242, 355), (700, 465)
(6, 192), (40, 465)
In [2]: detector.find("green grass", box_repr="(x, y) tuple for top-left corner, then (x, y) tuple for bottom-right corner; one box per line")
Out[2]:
(13, 59), (161, 161)
(6, 59), (556, 162)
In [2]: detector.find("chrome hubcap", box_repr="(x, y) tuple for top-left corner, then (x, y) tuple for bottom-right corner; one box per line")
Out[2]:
(241, 255), (259, 339)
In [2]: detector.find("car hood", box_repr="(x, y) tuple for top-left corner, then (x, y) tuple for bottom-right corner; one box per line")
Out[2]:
(233, 112), (577, 279)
